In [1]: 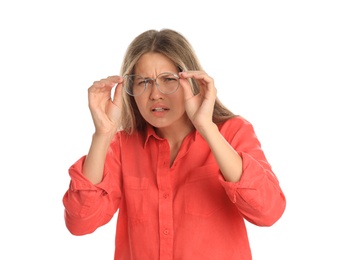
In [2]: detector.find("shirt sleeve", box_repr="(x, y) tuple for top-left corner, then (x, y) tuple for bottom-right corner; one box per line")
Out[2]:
(62, 137), (123, 235)
(218, 117), (286, 227)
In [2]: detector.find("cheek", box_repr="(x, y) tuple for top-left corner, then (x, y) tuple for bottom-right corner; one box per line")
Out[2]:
(134, 97), (147, 114)
(134, 96), (145, 106)
(174, 91), (186, 107)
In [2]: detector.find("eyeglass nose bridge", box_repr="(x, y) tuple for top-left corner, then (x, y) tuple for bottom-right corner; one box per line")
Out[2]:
(143, 76), (162, 92)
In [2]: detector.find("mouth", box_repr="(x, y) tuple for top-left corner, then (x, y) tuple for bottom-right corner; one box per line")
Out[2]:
(152, 107), (169, 112)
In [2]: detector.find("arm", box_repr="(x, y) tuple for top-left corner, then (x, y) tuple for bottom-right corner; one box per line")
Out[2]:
(63, 146), (123, 235)
(180, 71), (286, 226)
(83, 76), (124, 184)
(199, 122), (243, 182)
(218, 118), (286, 226)
(179, 71), (242, 182)
(63, 76), (124, 235)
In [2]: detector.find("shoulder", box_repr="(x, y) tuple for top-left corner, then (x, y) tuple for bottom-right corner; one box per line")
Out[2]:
(218, 116), (253, 130)
(110, 130), (144, 148)
(218, 116), (257, 141)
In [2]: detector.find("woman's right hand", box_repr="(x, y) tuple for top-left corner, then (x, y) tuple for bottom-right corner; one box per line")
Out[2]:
(87, 76), (124, 136)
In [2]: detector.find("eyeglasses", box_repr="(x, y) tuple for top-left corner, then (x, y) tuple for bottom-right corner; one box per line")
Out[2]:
(123, 72), (180, 96)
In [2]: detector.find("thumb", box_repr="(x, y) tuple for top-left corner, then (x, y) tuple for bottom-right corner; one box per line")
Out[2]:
(112, 82), (124, 108)
(180, 78), (195, 100)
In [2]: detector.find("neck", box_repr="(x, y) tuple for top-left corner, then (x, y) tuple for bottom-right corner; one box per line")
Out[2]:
(155, 119), (194, 143)
(155, 121), (195, 167)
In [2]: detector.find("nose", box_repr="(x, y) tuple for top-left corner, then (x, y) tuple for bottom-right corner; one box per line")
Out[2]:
(147, 80), (163, 100)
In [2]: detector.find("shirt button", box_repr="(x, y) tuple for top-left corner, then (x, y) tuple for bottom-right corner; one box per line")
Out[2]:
(163, 193), (169, 199)
(163, 229), (169, 235)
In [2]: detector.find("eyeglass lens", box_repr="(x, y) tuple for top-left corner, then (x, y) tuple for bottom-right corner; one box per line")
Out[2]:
(124, 72), (179, 96)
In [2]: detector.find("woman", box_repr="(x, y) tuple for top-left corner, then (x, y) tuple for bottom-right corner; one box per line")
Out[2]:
(63, 28), (286, 259)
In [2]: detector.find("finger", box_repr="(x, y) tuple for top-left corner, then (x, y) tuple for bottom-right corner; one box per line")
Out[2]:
(100, 76), (123, 89)
(179, 70), (206, 78)
(106, 75), (124, 84)
(112, 81), (124, 108)
(179, 78), (195, 100)
(88, 76), (122, 97)
(182, 72), (217, 105)
(180, 71), (209, 91)
(180, 71), (213, 85)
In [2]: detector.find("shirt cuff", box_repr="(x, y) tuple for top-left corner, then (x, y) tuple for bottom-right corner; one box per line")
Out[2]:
(68, 156), (110, 194)
(218, 152), (266, 203)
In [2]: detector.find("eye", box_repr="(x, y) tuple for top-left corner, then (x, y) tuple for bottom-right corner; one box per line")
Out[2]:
(137, 78), (152, 86)
(158, 74), (179, 83)
(165, 77), (178, 82)
(133, 76), (147, 86)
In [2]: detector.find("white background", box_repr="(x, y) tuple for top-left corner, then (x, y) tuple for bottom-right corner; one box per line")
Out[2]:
(1, 0), (348, 259)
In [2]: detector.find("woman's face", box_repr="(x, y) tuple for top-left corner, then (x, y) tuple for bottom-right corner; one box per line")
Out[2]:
(133, 52), (189, 135)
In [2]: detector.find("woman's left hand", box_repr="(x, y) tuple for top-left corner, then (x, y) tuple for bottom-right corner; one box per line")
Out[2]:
(179, 71), (217, 131)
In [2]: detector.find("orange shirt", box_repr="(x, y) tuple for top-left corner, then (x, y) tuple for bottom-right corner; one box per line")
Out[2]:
(63, 116), (286, 260)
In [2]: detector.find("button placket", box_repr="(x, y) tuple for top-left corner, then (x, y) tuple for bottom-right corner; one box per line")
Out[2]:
(157, 140), (174, 258)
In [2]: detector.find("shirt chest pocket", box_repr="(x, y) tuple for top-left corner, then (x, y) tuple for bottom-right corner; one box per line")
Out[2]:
(184, 165), (230, 217)
(123, 176), (149, 222)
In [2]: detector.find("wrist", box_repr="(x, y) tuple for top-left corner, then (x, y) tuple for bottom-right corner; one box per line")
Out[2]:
(197, 122), (219, 140)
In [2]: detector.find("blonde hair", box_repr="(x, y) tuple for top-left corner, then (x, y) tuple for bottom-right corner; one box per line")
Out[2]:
(120, 29), (236, 134)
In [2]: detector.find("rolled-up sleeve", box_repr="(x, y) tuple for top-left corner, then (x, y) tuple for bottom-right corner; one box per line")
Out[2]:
(63, 140), (123, 235)
(218, 117), (286, 226)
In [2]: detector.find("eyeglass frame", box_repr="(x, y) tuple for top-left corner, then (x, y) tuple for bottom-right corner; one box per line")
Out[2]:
(123, 72), (180, 96)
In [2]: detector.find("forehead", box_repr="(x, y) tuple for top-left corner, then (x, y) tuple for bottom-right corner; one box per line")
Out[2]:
(134, 52), (177, 75)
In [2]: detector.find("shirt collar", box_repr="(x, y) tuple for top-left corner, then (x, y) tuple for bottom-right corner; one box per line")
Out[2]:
(143, 124), (162, 148)
(143, 123), (199, 148)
